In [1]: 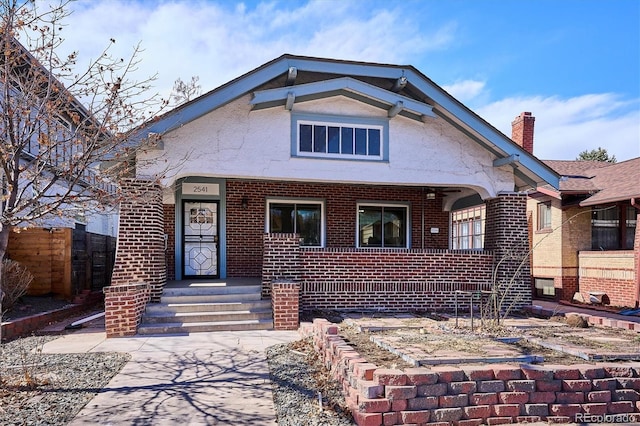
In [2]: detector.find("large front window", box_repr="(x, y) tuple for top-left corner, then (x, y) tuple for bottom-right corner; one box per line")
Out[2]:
(358, 204), (408, 248)
(451, 205), (485, 250)
(267, 200), (323, 247)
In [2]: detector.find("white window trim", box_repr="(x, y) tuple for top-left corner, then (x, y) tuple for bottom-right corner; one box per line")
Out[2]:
(356, 202), (410, 249)
(450, 205), (485, 250)
(265, 198), (326, 247)
(291, 112), (389, 162)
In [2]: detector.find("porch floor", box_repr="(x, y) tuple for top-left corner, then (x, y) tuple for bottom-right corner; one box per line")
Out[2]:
(164, 277), (261, 289)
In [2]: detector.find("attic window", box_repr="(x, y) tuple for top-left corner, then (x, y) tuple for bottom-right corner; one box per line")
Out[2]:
(292, 113), (388, 161)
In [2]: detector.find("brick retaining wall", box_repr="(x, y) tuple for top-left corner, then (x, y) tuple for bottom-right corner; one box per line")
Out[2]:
(1, 299), (100, 342)
(303, 319), (640, 426)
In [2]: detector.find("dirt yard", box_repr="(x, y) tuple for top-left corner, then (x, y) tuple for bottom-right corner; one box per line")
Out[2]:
(321, 311), (640, 369)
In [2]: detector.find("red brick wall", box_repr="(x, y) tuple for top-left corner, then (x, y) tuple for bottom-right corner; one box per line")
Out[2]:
(559, 276), (578, 302)
(111, 179), (166, 302)
(227, 179), (449, 277)
(163, 204), (176, 281)
(306, 319), (640, 426)
(262, 232), (494, 311)
(580, 277), (636, 308)
(299, 249), (494, 311)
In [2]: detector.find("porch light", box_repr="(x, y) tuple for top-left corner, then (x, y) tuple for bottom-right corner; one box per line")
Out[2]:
(241, 196), (249, 210)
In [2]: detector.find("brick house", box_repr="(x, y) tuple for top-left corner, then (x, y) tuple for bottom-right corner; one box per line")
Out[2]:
(513, 113), (640, 307)
(107, 55), (560, 334)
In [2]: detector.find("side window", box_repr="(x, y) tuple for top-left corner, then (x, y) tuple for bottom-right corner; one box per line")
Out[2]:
(537, 202), (552, 231)
(451, 205), (485, 250)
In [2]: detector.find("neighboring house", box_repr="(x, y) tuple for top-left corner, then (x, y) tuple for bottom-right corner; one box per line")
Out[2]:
(110, 54), (560, 323)
(1, 38), (118, 300)
(514, 113), (640, 307)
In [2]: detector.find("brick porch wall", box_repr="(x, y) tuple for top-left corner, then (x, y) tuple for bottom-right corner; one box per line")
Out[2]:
(262, 233), (494, 312)
(300, 248), (494, 312)
(228, 179), (449, 277)
(485, 193), (532, 311)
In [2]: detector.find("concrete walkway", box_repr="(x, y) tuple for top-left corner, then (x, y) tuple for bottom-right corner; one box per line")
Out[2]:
(42, 326), (300, 425)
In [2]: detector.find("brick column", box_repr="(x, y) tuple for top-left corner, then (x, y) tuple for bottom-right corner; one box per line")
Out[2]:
(104, 283), (150, 337)
(484, 193), (532, 311)
(272, 280), (300, 330)
(261, 233), (301, 299)
(110, 179), (166, 302)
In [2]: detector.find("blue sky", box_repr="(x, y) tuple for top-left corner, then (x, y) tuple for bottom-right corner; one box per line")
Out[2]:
(61, 0), (639, 161)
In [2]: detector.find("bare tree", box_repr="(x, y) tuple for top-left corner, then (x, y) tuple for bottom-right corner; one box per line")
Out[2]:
(170, 76), (201, 106)
(0, 0), (166, 337)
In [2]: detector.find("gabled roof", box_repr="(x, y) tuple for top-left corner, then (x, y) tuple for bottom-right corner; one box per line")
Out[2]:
(541, 158), (640, 206)
(139, 54), (559, 190)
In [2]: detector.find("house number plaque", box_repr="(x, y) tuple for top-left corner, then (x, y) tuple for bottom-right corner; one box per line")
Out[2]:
(182, 183), (220, 196)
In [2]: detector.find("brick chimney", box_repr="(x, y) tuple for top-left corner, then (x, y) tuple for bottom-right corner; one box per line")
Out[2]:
(511, 112), (535, 154)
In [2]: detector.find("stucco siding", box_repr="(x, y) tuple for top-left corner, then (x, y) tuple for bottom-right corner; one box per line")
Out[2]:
(138, 94), (514, 202)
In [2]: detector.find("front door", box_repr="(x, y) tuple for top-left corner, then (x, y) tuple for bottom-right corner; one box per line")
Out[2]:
(183, 201), (219, 278)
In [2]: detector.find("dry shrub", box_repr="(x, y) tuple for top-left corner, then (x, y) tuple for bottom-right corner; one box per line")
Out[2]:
(565, 313), (589, 328)
(1, 259), (34, 312)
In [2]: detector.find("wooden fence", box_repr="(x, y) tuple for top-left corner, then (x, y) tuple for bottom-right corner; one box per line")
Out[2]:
(7, 228), (116, 299)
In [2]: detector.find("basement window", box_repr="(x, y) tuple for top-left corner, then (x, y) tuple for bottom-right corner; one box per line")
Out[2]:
(534, 278), (555, 298)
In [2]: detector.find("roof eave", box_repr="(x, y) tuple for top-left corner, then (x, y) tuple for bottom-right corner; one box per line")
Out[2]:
(133, 54), (560, 190)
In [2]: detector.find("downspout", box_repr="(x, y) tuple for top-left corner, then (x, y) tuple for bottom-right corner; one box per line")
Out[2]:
(632, 198), (640, 308)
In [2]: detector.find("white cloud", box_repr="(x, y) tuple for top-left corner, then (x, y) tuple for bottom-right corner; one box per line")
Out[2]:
(58, 0), (456, 101)
(476, 94), (640, 161)
(37, 1), (640, 163)
(442, 80), (486, 103)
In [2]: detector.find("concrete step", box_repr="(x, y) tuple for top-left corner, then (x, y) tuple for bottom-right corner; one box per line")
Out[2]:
(145, 300), (272, 314)
(160, 293), (262, 304)
(142, 309), (273, 324)
(162, 284), (262, 297)
(138, 283), (272, 334)
(137, 319), (274, 335)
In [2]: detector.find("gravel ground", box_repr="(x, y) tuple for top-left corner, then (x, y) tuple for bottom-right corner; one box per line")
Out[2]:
(267, 338), (354, 425)
(0, 336), (130, 426)
(1, 334), (353, 425)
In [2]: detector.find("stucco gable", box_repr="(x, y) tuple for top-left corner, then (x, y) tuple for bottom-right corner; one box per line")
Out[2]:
(135, 54), (558, 192)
